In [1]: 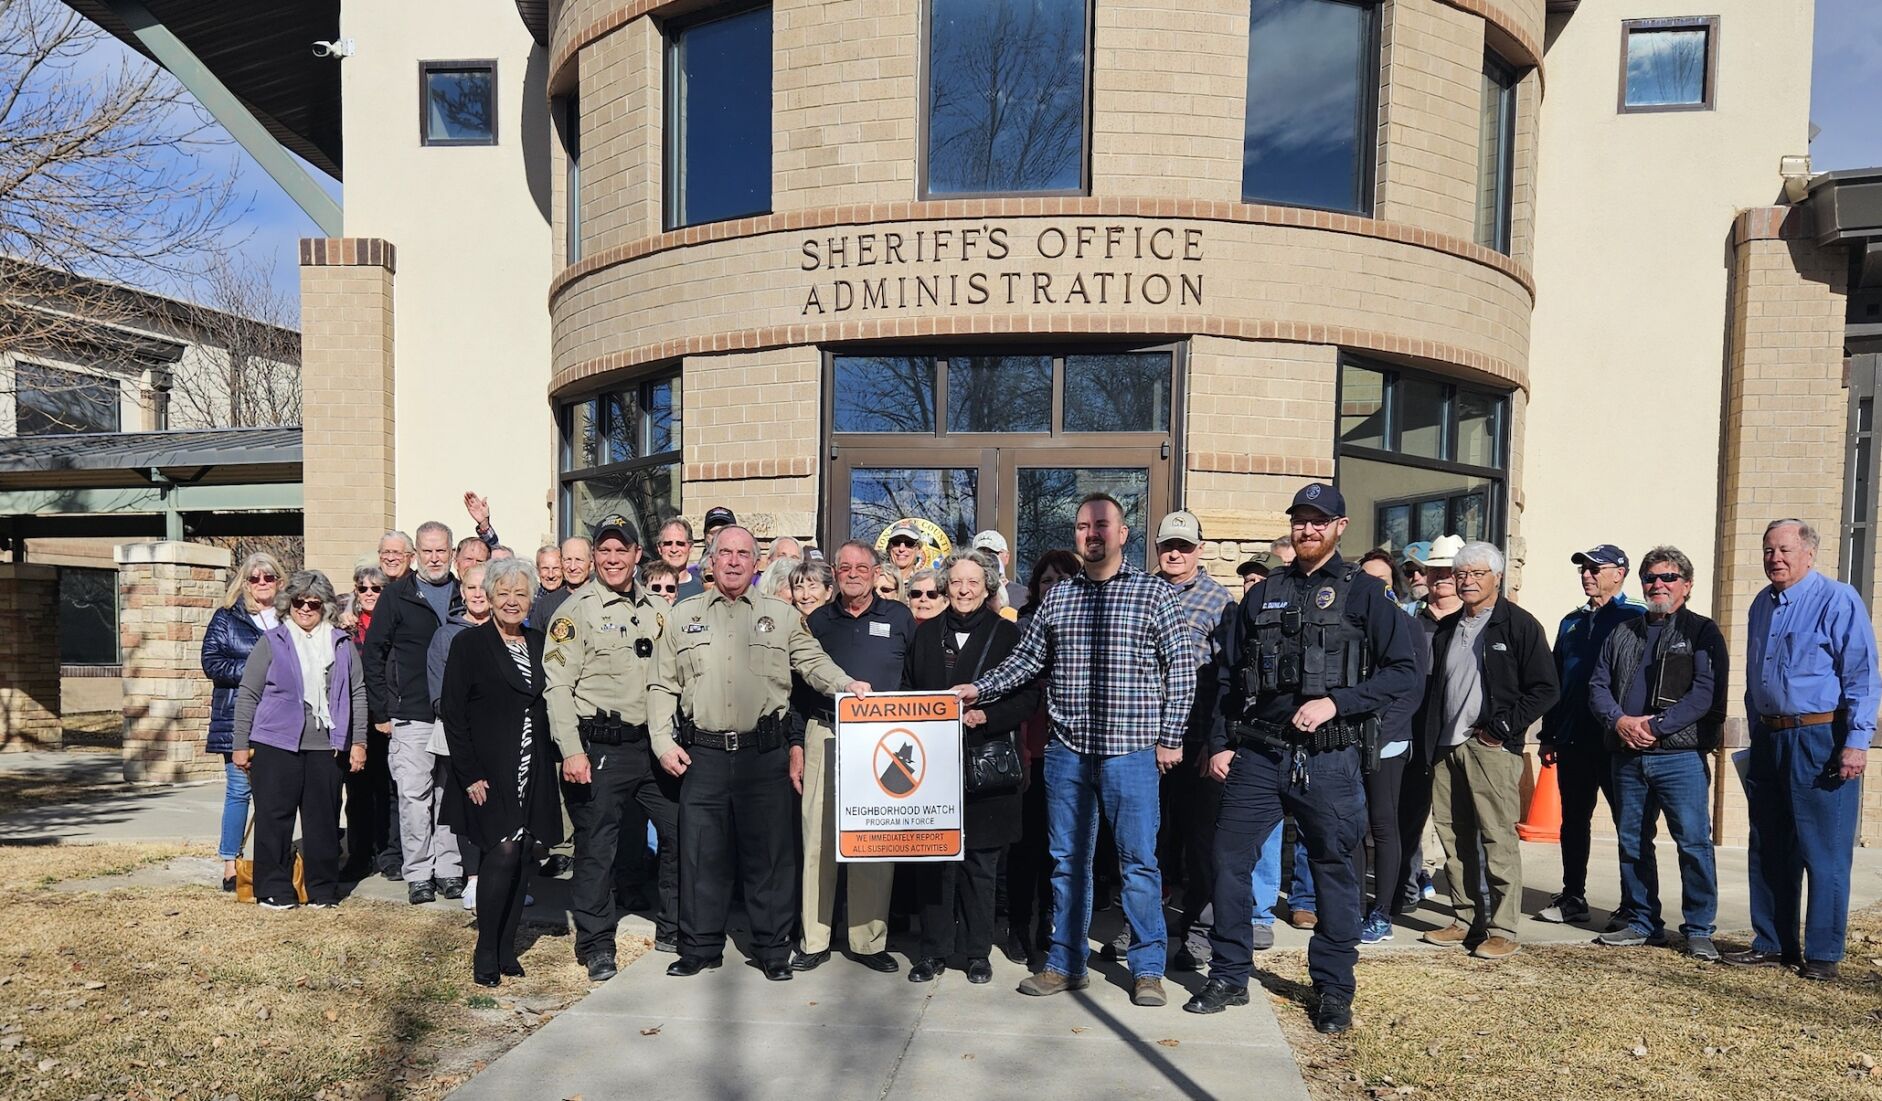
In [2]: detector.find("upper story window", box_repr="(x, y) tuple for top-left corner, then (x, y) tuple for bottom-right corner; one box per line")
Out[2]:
(13, 362), (120, 435)
(420, 61), (498, 145)
(1619, 16), (1717, 112)
(924, 0), (1090, 197)
(1476, 54), (1518, 254)
(1243, 0), (1380, 215)
(666, 4), (772, 228)
(559, 370), (683, 540)
(563, 96), (582, 263)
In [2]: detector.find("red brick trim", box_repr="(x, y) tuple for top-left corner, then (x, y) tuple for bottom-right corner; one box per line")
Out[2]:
(1733, 206), (1811, 247)
(551, 314), (1526, 398)
(299, 238), (397, 274)
(1440, 0), (1545, 73)
(683, 457), (816, 483)
(1188, 452), (1336, 478)
(548, 198), (1535, 305)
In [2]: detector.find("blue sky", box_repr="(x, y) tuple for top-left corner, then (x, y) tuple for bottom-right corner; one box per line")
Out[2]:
(88, 1), (1882, 317)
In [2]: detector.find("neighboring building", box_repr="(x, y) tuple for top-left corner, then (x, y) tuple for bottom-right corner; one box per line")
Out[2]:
(58, 0), (1882, 841)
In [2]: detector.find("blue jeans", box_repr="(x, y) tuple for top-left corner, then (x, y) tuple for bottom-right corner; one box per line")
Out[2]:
(1744, 722), (1863, 962)
(219, 755), (251, 861)
(1611, 752), (1716, 939)
(1249, 823), (1282, 925)
(1043, 743), (1166, 979)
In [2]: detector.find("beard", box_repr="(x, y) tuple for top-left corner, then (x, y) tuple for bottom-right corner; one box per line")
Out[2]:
(1649, 595), (1676, 615)
(1080, 540), (1107, 563)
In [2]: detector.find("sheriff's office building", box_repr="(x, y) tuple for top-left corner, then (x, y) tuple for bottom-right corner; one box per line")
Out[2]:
(23, 0), (1882, 843)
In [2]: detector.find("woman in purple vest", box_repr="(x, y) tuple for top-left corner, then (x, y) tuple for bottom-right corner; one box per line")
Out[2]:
(231, 570), (368, 909)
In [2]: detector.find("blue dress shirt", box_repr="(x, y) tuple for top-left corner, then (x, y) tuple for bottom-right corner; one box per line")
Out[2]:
(1745, 569), (1881, 751)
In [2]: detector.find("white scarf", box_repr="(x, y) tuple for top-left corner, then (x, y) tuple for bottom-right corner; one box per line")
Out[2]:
(288, 623), (336, 730)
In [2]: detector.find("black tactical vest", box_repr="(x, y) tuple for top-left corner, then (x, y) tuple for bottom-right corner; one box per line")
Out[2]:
(1242, 565), (1371, 699)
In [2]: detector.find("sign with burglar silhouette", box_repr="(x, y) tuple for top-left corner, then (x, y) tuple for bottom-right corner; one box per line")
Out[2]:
(834, 691), (963, 861)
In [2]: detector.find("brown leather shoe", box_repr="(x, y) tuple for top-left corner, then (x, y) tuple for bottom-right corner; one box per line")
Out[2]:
(1421, 923), (1470, 947)
(1132, 977), (1167, 1007)
(1798, 959), (1840, 981)
(1288, 908), (1318, 930)
(1017, 970), (1090, 997)
(1472, 935), (1520, 961)
(1721, 948), (1794, 968)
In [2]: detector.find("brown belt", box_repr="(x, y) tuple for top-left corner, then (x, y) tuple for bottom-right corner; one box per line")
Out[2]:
(1759, 711), (1840, 730)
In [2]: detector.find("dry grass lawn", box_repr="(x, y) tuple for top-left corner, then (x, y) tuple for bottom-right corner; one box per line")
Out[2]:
(1260, 909), (1882, 1101)
(0, 841), (623, 1100)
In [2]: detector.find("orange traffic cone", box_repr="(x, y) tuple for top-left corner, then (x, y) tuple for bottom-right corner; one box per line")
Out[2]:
(1516, 761), (1562, 843)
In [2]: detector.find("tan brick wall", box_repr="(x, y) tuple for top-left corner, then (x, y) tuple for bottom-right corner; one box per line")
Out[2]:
(775, 0), (918, 209)
(0, 564), (61, 750)
(1091, 0), (1245, 201)
(572, 15), (662, 260)
(300, 239), (397, 583)
(680, 345), (822, 541)
(116, 542), (230, 782)
(1376, 0), (1485, 242)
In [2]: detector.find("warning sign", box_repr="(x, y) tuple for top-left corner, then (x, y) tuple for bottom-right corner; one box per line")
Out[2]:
(834, 691), (963, 862)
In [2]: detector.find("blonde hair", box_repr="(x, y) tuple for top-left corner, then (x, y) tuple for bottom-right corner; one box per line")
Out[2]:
(222, 552), (286, 611)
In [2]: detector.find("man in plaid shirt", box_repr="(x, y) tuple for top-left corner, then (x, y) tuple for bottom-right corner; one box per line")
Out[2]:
(958, 493), (1196, 1008)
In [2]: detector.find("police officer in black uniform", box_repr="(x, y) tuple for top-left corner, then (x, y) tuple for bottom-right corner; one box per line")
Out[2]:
(1183, 483), (1418, 1033)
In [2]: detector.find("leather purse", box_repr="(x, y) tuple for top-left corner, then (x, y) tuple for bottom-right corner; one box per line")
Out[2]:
(233, 814), (308, 905)
(964, 732), (1025, 796)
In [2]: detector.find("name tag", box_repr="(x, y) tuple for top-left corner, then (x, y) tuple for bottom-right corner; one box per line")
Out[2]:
(1262, 601), (1290, 610)
(869, 621), (891, 637)
(683, 623), (708, 634)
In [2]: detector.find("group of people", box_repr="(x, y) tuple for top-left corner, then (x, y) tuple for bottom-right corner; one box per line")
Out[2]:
(198, 485), (1874, 1027)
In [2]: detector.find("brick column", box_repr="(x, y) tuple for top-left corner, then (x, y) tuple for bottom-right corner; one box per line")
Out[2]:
(117, 541), (230, 782)
(300, 237), (397, 582)
(1713, 206), (1851, 845)
(0, 563), (61, 750)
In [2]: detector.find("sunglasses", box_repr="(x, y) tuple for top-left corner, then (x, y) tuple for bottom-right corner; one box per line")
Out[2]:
(355, 583), (382, 593)
(888, 538), (919, 548)
(1577, 563), (1619, 575)
(658, 539), (689, 548)
(249, 572), (278, 584)
(908, 588), (942, 599)
(290, 597), (325, 611)
(1641, 571), (1686, 585)
(875, 585), (896, 594)
(648, 583), (677, 593)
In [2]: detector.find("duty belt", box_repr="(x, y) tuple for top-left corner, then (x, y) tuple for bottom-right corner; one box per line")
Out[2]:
(1227, 717), (1364, 754)
(686, 728), (783, 752)
(578, 712), (648, 746)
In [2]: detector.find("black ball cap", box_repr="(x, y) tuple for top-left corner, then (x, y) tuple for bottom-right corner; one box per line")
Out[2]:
(702, 506), (736, 530)
(1287, 482), (1346, 519)
(592, 514), (640, 547)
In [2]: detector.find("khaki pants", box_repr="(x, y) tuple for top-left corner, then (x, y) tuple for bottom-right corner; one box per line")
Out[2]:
(1431, 737), (1525, 941)
(799, 718), (892, 955)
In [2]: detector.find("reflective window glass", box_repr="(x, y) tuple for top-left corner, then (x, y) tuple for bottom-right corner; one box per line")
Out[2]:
(834, 356), (937, 433)
(1476, 56), (1517, 253)
(1397, 377), (1445, 459)
(1064, 353), (1171, 432)
(1340, 455), (1498, 558)
(1623, 25), (1710, 109)
(670, 6), (772, 226)
(422, 64), (495, 145)
(15, 363), (119, 435)
(58, 567), (118, 665)
(569, 465), (680, 548)
(1455, 389), (1500, 468)
(646, 377), (681, 455)
(927, 0), (1087, 195)
(848, 467), (978, 553)
(1243, 0), (1376, 213)
(1339, 363), (1387, 449)
(949, 356), (1052, 432)
(1015, 467), (1148, 576)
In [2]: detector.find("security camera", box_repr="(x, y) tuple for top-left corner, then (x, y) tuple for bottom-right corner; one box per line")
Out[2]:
(312, 38), (355, 59)
(1780, 154), (1813, 204)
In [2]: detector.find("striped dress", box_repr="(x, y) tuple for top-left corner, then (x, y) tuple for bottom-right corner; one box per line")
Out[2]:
(502, 637), (533, 843)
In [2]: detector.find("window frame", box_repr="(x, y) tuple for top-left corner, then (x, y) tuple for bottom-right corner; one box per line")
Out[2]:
(563, 94), (582, 264)
(1617, 16), (1719, 114)
(1842, 354), (1881, 599)
(556, 367), (684, 540)
(663, 1), (775, 231)
(418, 59), (499, 146)
(1240, 0), (1383, 217)
(1476, 52), (1519, 254)
(57, 566), (121, 666)
(916, 0), (1096, 201)
(11, 359), (122, 436)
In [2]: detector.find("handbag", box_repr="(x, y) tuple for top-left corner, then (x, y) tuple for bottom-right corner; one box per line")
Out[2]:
(965, 731), (1025, 795)
(233, 811), (308, 905)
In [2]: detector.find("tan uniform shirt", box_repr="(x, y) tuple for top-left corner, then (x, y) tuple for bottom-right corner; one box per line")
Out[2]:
(543, 581), (665, 760)
(649, 587), (852, 760)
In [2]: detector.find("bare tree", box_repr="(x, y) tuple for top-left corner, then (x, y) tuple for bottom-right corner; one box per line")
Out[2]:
(169, 254), (301, 429)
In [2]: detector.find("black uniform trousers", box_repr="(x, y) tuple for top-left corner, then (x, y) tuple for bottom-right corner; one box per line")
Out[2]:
(1554, 738), (1614, 899)
(341, 729), (396, 877)
(677, 741), (795, 965)
(565, 742), (680, 959)
(1208, 741), (1366, 998)
(252, 743), (346, 905)
(1168, 743), (1223, 939)
(915, 846), (1002, 960)
(1003, 758), (1053, 959)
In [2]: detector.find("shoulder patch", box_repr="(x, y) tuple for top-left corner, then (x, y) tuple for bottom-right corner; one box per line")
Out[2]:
(544, 648), (566, 666)
(548, 617), (575, 643)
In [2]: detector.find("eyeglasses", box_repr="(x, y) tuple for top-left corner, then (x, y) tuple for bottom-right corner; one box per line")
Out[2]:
(647, 583), (677, 593)
(658, 539), (689, 548)
(290, 597), (325, 612)
(908, 588), (941, 599)
(1289, 517), (1338, 531)
(1577, 563), (1618, 575)
(1641, 571), (1686, 585)
(249, 572), (278, 584)
(355, 584), (382, 594)
(1456, 569), (1495, 581)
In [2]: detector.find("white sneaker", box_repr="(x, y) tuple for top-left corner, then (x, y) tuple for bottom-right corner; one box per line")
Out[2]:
(462, 877), (478, 911)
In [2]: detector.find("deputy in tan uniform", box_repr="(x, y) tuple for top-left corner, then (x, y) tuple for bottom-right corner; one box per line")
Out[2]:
(652, 525), (870, 981)
(544, 516), (675, 983)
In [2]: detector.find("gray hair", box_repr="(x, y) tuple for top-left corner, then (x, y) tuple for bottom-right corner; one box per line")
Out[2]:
(790, 556), (834, 593)
(277, 570), (339, 624)
(1764, 518), (1820, 551)
(1639, 545), (1695, 582)
(660, 516), (695, 543)
(940, 549), (1004, 610)
(1453, 541), (1506, 576)
(758, 556), (801, 600)
(903, 567), (940, 598)
(836, 539), (881, 567)
(482, 556), (537, 604)
(415, 520), (454, 547)
(352, 563), (387, 589)
(535, 544), (562, 564)
(223, 551), (285, 610)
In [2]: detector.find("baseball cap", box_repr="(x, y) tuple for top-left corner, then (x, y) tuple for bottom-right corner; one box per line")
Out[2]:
(1571, 544), (1629, 570)
(1421, 534), (1465, 568)
(1155, 510), (1203, 545)
(702, 506), (736, 531)
(1236, 559), (1269, 579)
(1402, 540), (1433, 568)
(592, 514), (641, 547)
(886, 521), (924, 545)
(1287, 482), (1346, 519)
(971, 530), (1008, 554)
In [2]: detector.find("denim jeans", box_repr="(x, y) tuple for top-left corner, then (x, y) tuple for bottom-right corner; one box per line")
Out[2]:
(1249, 822), (1283, 926)
(1611, 751), (1717, 939)
(1744, 722), (1863, 962)
(219, 755), (252, 861)
(1043, 742), (1166, 979)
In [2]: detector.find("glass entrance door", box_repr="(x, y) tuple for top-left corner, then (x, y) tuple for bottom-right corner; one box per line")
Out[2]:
(830, 448), (994, 560)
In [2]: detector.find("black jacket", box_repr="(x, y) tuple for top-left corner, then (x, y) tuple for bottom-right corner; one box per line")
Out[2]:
(437, 621), (565, 850)
(903, 610), (1039, 849)
(201, 606), (265, 753)
(363, 571), (461, 725)
(1421, 598), (1560, 758)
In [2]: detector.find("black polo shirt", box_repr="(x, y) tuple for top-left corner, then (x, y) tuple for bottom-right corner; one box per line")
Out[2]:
(792, 594), (917, 718)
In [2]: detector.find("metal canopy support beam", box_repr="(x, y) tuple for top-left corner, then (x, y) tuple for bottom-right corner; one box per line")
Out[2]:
(0, 481), (304, 517)
(101, 0), (343, 236)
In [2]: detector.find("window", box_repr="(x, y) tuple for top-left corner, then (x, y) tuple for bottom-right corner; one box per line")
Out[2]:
(924, 0), (1089, 197)
(559, 371), (683, 540)
(564, 96), (581, 263)
(1243, 0), (1380, 214)
(1476, 54), (1517, 253)
(1843, 355), (1881, 598)
(1620, 17), (1716, 112)
(1337, 359), (1509, 556)
(13, 363), (119, 435)
(58, 568), (119, 665)
(667, 4), (772, 228)
(420, 61), (497, 145)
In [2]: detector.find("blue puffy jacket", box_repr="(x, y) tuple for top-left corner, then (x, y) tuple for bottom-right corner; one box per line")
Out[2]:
(201, 606), (265, 753)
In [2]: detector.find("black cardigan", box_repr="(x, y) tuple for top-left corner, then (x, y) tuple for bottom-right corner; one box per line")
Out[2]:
(437, 621), (565, 850)
(903, 612), (1039, 849)
(1421, 597), (1560, 759)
